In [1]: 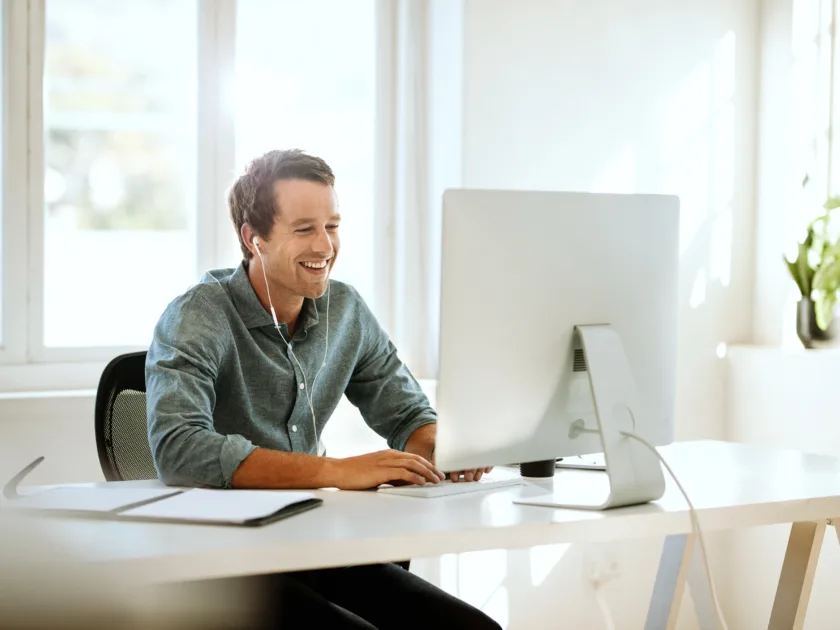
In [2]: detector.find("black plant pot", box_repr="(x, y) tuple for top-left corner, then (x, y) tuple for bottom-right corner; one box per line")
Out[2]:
(797, 298), (838, 349)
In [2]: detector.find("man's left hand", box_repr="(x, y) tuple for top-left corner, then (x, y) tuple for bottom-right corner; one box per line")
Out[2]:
(404, 424), (493, 482)
(447, 467), (493, 483)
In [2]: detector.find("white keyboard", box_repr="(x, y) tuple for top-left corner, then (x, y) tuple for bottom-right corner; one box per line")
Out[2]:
(377, 476), (522, 498)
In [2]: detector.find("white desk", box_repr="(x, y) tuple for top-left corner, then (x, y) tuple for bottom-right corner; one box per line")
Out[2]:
(10, 440), (840, 630)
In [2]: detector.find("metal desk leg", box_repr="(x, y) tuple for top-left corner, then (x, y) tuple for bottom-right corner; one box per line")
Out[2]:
(767, 520), (827, 630)
(645, 534), (694, 630)
(686, 541), (718, 630)
(645, 533), (719, 630)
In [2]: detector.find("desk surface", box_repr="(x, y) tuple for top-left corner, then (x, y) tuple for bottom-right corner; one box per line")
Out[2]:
(9, 440), (840, 583)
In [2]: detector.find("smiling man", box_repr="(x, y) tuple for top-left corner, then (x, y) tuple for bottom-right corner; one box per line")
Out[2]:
(145, 149), (498, 629)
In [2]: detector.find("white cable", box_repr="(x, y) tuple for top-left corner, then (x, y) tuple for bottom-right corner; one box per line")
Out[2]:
(310, 283), (330, 398)
(257, 245), (330, 456)
(620, 430), (729, 630)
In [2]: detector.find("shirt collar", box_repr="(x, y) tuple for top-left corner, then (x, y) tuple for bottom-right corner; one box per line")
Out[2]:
(229, 261), (320, 332)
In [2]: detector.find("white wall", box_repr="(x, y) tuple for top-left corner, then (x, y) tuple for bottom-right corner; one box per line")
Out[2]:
(457, 0), (758, 627)
(0, 393), (103, 487)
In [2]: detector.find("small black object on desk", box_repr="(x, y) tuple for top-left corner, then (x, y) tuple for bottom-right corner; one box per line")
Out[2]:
(519, 459), (555, 478)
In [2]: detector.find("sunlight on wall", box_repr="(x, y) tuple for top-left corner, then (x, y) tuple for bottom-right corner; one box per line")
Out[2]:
(530, 543), (572, 587)
(436, 550), (510, 627)
(709, 32), (736, 288)
(483, 586), (510, 629)
(457, 549), (508, 609)
(690, 268), (707, 309)
(662, 59), (710, 257)
(439, 553), (459, 594)
(590, 144), (638, 193)
(654, 30), (737, 317)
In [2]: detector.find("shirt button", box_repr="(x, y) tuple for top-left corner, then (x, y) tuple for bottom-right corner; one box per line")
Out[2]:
(291, 425), (298, 432)
(299, 383), (305, 390)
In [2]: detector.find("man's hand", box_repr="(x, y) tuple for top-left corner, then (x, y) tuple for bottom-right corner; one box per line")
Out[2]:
(403, 423), (494, 482)
(325, 450), (445, 491)
(446, 467), (494, 482)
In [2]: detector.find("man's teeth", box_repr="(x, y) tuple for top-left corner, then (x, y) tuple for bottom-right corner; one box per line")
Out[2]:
(302, 261), (328, 269)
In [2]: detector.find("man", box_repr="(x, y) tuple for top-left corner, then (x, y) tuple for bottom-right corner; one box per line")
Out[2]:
(146, 149), (499, 629)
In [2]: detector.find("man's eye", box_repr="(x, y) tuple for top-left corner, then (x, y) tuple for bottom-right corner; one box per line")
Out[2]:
(295, 227), (313, 234)
(327, 224), (340, 230)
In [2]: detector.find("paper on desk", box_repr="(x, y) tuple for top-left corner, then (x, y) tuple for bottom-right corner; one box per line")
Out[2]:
(7, 487), (181, 512)
(119, 489), (317, 524)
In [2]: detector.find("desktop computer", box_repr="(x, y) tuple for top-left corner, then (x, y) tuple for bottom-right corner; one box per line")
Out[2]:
(432, 189), (680, 510)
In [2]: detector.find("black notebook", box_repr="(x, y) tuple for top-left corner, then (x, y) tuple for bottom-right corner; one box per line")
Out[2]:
(5, 486), (323, 527)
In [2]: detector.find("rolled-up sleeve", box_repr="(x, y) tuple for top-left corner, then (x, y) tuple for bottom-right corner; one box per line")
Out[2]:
(146, 291), (256, 488)
(344, 291), (436, 451)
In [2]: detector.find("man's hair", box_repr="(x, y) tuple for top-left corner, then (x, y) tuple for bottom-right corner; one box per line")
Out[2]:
(228, 149), (335, 259)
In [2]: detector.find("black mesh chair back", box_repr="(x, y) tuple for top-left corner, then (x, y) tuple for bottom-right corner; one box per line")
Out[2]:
(95, 351), (157, 481)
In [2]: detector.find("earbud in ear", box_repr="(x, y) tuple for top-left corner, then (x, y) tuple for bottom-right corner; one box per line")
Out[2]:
(252, 237), (260, 253)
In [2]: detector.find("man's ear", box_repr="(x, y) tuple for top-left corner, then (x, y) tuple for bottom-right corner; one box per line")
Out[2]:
(241, 224), (257, 257)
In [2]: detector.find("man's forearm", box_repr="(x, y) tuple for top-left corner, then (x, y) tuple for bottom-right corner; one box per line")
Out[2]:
(231, 447), (337, 489)
(403, 423), (436, 461)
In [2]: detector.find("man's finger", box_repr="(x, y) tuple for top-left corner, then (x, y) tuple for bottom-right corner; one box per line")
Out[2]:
(474, 469), (484, 482)
(464, 469), (475, 482)
(450, 471), (459, 482)
(397, 451), (445, 479)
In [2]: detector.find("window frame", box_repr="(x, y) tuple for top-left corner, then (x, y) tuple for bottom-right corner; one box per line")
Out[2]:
(1, 0), (30, 365)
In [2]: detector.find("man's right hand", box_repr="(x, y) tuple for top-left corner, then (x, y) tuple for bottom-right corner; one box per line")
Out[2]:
(326, 449), (446, 490)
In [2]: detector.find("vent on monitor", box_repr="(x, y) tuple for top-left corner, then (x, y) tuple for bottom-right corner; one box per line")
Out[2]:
(573, 348), (587, 372)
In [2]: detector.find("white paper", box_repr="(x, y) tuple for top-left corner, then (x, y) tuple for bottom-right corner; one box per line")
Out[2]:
(120, 489), (316, 523)
(7, 487), (181, 512)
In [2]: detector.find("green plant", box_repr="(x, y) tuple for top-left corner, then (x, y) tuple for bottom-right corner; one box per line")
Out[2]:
(785, 193), (840, 330)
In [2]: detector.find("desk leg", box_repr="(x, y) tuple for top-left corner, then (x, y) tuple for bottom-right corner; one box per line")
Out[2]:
(767, 520), (826, 630)
(644, 534), (694, 630)
(686, 542), (718, 630)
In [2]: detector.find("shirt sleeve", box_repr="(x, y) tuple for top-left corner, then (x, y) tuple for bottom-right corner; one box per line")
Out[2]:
(343, 289), (437, 451)
(146, 290), (257, 488)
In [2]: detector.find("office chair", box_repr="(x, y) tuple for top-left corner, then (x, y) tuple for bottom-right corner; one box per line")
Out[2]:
(95, 351), (157, 482)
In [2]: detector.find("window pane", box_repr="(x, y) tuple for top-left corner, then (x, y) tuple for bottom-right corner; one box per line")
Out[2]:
(43, 0), (197, 347)
(235, 0), (376, 304)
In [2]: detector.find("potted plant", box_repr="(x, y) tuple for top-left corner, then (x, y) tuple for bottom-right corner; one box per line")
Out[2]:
(785, 194), (840, 348)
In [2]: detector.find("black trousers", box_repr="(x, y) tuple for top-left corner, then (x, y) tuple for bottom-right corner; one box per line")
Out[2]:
(238, 563), (502, 629)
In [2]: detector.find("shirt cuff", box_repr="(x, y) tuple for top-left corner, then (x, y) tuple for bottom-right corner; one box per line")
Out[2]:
(391, 415), (437, 452)
(219, 434), (258, 488)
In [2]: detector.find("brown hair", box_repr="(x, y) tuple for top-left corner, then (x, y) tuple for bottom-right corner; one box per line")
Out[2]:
(228, 149), (335, 259)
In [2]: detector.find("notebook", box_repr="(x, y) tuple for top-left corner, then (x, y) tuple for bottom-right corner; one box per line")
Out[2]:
(5, 486), (323, 527)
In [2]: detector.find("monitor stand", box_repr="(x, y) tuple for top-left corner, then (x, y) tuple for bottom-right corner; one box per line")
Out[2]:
(514, 324), (666, 510)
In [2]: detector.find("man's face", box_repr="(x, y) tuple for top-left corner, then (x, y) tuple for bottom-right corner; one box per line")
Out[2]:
(259, 178), (340, 300)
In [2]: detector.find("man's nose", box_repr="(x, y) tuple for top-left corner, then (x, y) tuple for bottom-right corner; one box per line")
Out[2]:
(312, 228), (334, 255)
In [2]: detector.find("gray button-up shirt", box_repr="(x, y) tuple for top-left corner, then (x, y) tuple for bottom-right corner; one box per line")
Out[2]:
(145, 262), (436, 488)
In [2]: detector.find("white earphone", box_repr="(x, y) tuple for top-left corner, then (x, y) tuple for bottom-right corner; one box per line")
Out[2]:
(253, 236), (331, 456)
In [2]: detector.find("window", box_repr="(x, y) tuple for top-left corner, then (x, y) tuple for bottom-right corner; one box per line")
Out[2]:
(1, 0), (388, 384)
(42, 0), (198, 348)
(235, 0), (376, 304)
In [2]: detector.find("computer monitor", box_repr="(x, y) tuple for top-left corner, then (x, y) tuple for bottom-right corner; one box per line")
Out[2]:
(433, 189), (680, 509)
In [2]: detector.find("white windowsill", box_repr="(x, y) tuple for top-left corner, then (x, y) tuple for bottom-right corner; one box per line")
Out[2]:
(0, 360), (438, 403)
(726, 343), (840, 360)
(0, 361), (108, 395)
